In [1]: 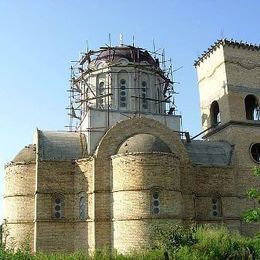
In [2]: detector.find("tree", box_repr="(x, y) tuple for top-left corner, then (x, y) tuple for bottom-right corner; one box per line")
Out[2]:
(243, 167), (260, 223)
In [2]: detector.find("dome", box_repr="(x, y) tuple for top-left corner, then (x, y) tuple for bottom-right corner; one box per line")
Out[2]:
(13, 144), (36, 163)
(117, 134), (171, 154)
(95, 46), (158, 67)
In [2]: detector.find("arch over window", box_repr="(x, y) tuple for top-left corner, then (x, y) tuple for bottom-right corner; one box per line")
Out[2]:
(52, 194), (65, 219)
(211, 197), (222, 217)
(118, 71), (128, 109)
(79, 196), (87, 220)
(245, 95), (259, 120)
(210, 101), (221, 126)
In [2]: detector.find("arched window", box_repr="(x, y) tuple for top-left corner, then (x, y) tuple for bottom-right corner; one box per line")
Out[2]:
(141, 81), (148, 110)
(245, 95), (259, 120)
(212, 197), (222, 217)
(96, 74), (106, 109)
(79, 196), (87, 220)
(210, 101), (221, 126)
(52, 194), (65, 219)
(140, 73), (149, 111)
(118, 71), (128, 109)
(151, 190), (160, 215)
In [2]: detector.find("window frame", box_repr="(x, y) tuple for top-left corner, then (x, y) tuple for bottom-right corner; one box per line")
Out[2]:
(211, 197), (222, 218)
(79, 195), (87, 220)
(52, 193), (65, 220)
(151, 189), (161, 216)
(249, 143), (260, 164)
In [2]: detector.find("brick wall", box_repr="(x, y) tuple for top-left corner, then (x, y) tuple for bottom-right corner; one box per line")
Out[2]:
(4, 163), (35, 250)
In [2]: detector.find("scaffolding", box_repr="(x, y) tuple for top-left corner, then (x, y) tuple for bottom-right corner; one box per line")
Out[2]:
(66, 42), (178, 132)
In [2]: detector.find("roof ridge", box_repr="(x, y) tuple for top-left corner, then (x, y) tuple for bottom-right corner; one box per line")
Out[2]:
(194, 38), (260, 67)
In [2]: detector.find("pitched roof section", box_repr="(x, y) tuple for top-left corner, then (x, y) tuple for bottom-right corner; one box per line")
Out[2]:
(184, 140), (233, 166)
(194, 39), (260, 67)
(37, 130), (87, 161)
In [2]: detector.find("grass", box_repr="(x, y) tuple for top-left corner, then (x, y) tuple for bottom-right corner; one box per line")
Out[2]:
(0, 225), (260, 259)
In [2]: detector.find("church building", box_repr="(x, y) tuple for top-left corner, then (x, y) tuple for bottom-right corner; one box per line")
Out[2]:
(3, 39), (260, 253)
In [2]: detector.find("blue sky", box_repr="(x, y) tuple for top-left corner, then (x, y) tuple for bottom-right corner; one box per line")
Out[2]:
(0, 0), (259, 222)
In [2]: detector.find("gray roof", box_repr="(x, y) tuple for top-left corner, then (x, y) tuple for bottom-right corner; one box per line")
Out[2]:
(118, 134), (171, 154)
(37, 130), (87, 160)
(13, 144), (36, 163)
(96, 46), (158, 67)
(184, 140), (233, 166)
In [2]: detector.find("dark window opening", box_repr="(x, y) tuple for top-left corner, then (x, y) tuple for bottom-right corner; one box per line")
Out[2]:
(250, 143), (260, 163)
(119, 78), (127, 108)
(152, 191), (160, 215)
(53, 194), (64, 219)
(245, 95), (260, 120)
(141, 81), (148, 110)
(210, 101), (221, 126)
(212, 197), (222, 217)
(79, 196), (87, 220)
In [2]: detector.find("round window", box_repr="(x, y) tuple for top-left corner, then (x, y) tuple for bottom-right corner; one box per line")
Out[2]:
(153, 207), (160, 214)
(55, 205), (61, 211)
(55, 212), (61, 218)
(55, 198), (61, 204)
(120, 79), (126, 85)
(250, 143), (260, 163)
(153, 192), (159, 199)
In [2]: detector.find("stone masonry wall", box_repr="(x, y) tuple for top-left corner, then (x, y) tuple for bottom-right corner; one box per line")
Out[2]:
(4, 163), (36, 250)
(35, 158), (94, 253)
(111, 153), (182, 252)
(94, 117), (189, 249)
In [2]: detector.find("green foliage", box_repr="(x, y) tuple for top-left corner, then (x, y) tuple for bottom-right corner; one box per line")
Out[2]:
(243, 167), (260, 223)
(253, 166), (260, 177)
(1, 226), (260, 259)
(243, 208), (260, 223)
(151, 224), (197, 255)
(152, 224), (260, 259)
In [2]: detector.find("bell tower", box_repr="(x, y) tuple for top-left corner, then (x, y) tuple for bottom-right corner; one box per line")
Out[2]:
(195, 39), (260, 166)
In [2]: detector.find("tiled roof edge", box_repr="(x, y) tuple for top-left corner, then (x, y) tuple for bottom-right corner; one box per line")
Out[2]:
(194, 38), (260, 67)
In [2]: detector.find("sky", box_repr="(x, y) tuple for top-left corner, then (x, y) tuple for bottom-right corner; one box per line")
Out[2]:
(0, 0), (259, 222)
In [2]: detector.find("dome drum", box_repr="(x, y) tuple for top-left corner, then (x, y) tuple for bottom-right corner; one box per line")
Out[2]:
(112, 153), (180, 191)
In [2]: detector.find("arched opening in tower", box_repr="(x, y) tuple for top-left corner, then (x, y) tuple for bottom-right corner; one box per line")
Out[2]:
(210, 101), (220, 126)
(245, 95), (260, 120)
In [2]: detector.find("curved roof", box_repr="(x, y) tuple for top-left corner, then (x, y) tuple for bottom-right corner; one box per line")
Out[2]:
(13, 144), (36, 163)
(117, 133), (171, 154)
(184, 140), (233, 166)
(95, 46), (158, 67)
(37, 130), (87, 160)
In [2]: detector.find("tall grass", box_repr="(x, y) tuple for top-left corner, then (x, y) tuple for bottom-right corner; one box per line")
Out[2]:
(0, 226), (260, 259)
(152, 224), (260, 259)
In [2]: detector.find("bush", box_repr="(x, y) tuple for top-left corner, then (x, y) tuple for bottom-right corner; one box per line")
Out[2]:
(152, 224), (260, 259)
(1, 226), (260, 259)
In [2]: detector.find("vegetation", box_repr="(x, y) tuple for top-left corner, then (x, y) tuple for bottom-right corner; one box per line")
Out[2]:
(243, 166), (260, 223)
(0, 225), (260, 259)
